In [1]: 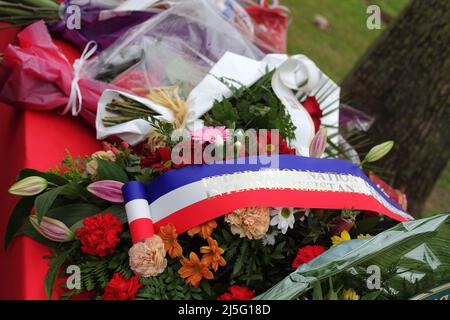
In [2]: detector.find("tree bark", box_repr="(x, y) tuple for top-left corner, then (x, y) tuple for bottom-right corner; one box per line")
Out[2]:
(341, 0), (450, 215)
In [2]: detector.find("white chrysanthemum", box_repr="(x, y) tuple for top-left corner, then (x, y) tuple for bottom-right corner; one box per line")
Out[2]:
(270, 207), (295, 234)
(262, 229), (280, 246)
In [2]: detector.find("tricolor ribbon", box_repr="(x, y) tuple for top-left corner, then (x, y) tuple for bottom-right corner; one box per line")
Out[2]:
(122, 155), (413, 243)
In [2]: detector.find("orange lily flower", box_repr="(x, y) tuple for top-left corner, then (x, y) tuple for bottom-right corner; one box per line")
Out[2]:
(200, 237), (226, 272)
(178, 252), (214, 287)
(158, 223), (183, 258)
(187, 220), (217, 239)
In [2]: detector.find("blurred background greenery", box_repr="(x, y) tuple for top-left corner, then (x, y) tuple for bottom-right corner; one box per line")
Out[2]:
(283, 0), (449, 217)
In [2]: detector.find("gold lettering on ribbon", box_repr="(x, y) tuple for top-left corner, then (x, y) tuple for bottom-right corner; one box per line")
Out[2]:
(201, 170), (371, 199)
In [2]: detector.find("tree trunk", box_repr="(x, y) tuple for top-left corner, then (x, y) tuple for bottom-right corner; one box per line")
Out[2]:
(340, 0), (450, 215)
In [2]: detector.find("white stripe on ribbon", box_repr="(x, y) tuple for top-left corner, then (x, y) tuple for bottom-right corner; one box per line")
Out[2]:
(148, 170), (413, 223)
(125, 198), (152, 223)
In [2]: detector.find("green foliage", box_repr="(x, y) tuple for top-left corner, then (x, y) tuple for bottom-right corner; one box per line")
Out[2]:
(148, 115), (178, 148)
(46, 203), (101, 229)
(96, 159), (129, 183)
(71, 251), (133, 296)
(50, 150), (87, 183)
(34, 185), (66, 223)
(4, 196), (35, 250)
(45, 243), (78, 299)
(17, 168), (68, 186)
(212, 223), (289, 292)
(203, 71), (296, 141)
(137, 263), (211, 300)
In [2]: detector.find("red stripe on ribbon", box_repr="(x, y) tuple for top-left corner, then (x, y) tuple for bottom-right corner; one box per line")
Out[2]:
(154, 189), (409, 234)
(129, 218), (154, 243)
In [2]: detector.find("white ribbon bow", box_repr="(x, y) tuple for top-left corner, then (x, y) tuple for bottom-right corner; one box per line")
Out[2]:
(96, 52), (340, 152)
(62, 41), (98, 116)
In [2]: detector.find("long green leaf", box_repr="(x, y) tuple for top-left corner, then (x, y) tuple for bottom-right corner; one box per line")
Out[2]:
(45, 243), (77, 300)
(3, 196), (35, 250)
(34, 186), (65, 223)
(17, 168), (68, 186)
(96, 159), (129, 183)
(47, 203), (101, 227)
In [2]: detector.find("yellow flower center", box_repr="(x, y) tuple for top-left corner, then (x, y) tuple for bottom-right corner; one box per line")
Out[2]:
(281, 208), (291, 219)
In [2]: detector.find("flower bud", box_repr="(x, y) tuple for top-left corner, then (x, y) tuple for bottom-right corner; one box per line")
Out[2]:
(309, 128), (327, 158)
(8, 176), (48, 196)
(120, 141), (130, 149)
(29, 215), (74, 242)
(87, 180), (124, 203)
(363, 140), (394, 163)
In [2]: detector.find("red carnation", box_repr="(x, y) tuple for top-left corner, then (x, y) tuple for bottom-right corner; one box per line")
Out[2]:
(217, 285), (255, 300)
(140, 146), (186, 172)
(102, 273), (142, 300)
(76, 213), (123, 257)
(292, 245), (326, 269)
(140, 146), (169, 168)
(302, 96), (323, 133)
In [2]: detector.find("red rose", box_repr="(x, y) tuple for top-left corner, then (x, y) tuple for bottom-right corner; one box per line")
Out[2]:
(141, 147), (165, 167)
(102, 273), (142, 300)
(140, 146), (187, 172)
(292, 245), (326, 269)
(302, 96), (323, 133)
(76, 213), (123, 257)
(217, 285), (255, 300)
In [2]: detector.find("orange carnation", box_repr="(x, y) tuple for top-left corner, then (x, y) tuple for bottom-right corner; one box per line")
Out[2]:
(187, 220), (217, 239)
(178, 252), (213, 287)
(158, 223), (183, 258)
(200, 237), (226, 272)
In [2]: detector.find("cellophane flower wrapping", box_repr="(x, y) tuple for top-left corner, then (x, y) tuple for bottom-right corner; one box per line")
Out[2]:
(49, 0), (162, 52)
(256, 214), (450, 300)
(82, 0), (264, 98)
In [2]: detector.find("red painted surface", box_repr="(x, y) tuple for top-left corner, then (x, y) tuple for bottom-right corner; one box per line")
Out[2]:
(0, 26), (101, 299)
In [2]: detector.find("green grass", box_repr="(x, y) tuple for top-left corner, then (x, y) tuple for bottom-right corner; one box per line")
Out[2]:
(422, 164), (450, 216)
(283, 0), (449, 216)
(284, 0), (410, 82)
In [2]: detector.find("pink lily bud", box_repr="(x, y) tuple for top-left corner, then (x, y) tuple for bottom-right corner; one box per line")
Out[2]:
(87, 180), (124, 203)
(29, 216), (74, 242)
(309, 128), (327, 158)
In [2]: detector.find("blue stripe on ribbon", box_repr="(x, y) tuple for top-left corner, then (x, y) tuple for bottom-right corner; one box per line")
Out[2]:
(122, 180), (148, 204)
(145, 155), (406, 214)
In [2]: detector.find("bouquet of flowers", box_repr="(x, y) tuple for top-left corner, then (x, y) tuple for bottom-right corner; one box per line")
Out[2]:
(5, 50), (416, 299)
(5, 1), (440, 301)
(0, 0), (161, 51)
(0, 1), (262, 127)
(0, 0), (284, 54)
